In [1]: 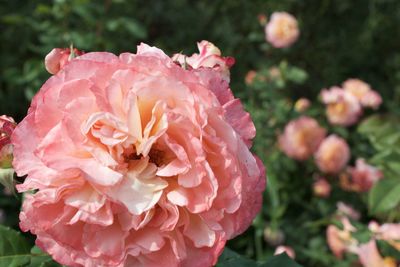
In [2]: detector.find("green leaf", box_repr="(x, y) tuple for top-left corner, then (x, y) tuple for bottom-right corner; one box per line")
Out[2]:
(28, 246), (61, 267)
(369, 178), (400, 215)
(217, 248), (303, 267)
(260, 253), (303, 267)
(0, 225), (31, 267)
(217, 247), (257, 267)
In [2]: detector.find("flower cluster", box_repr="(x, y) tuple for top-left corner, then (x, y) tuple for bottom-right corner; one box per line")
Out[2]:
(321, 79), (382, 126)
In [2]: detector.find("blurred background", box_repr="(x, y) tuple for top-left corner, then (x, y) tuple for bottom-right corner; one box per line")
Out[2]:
(1, 1), (400, 266)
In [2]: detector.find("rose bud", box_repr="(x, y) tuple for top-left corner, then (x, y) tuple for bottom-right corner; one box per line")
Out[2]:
(274, 245), (296, 259)
(313, 178), (331, 198)
(45, 47), (84, 74)
(172, 40), (235, 82)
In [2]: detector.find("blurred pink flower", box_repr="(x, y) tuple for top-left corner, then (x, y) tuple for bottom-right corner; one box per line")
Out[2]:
(13, 43), (265, 267)
(45, 47), (84, 74)
(274, 245), (296, 259)
(245, 70), (257, 85)
(265, 12), (299, 48)
(337, 202), (360, 221)
(327, 217), (358, 258)
(345, 159), (383, 192)
(369, 222), (400, 251)
(314, 135), (350, 174)
(172, 40), (235, 82)
(361, 90), (382, 110)
(357, 240), (397, 267)
(294, 98), (311, 112)
(342, 79), (382, 109)
(258, 14), (268, 26)
(313, 178), (331, 198)
(321, 87), (362, 126)
(0, 115), (16, 168)
(279, 116), (326, 161)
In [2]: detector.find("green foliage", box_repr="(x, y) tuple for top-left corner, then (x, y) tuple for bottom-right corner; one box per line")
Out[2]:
(217, 248), (302, 267)
(358, 115), (400, 219)
(368, 178), (400, 215)
(0, 225), (31, 267)
(0, 226), (61, 267)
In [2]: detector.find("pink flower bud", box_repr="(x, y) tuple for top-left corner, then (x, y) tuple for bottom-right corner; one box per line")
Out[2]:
(279, 116), (326, 161)
(265, 12), (300, 48)
(45, 47), (84, 74)
(314, 135), (350, 174)
(313, 178), (331, 198)
(294, 98), (311, 112)
(0, 115), (16, 168)
(274, 246), (296, 259)
(258, 14), (268, 26)
(172, 40), (235, 82)
(321, 87), (362, 126)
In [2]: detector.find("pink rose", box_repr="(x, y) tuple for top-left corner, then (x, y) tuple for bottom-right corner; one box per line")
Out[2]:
(279, 116), (326, 161)
(12, 43), (265, 267)
(0, 115), (16, 168)
(274, 246), (296, 259)
(346, 159), (383, 192)
(172, 40), (235, 82)
(314, 135), (350, 174)
(357, 240), (397, 267)
(313, 178), (331, 198)
(265, 12), (300, 48)
(321, 87), (362, 126)
(343, 79), (382, 109)
(326, 217), (358, 258)
(45, 47), (84, 74)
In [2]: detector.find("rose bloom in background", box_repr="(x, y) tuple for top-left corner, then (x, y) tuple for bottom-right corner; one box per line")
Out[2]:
(340, 158), (383, 192)
(265, 12), (300, 48)
(12, 41), (266, 267)
(314, 135), (350, 174)
(342, 79), (382, 110)
(278, 116), (326, 161)
(320, 86), (362, 126)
